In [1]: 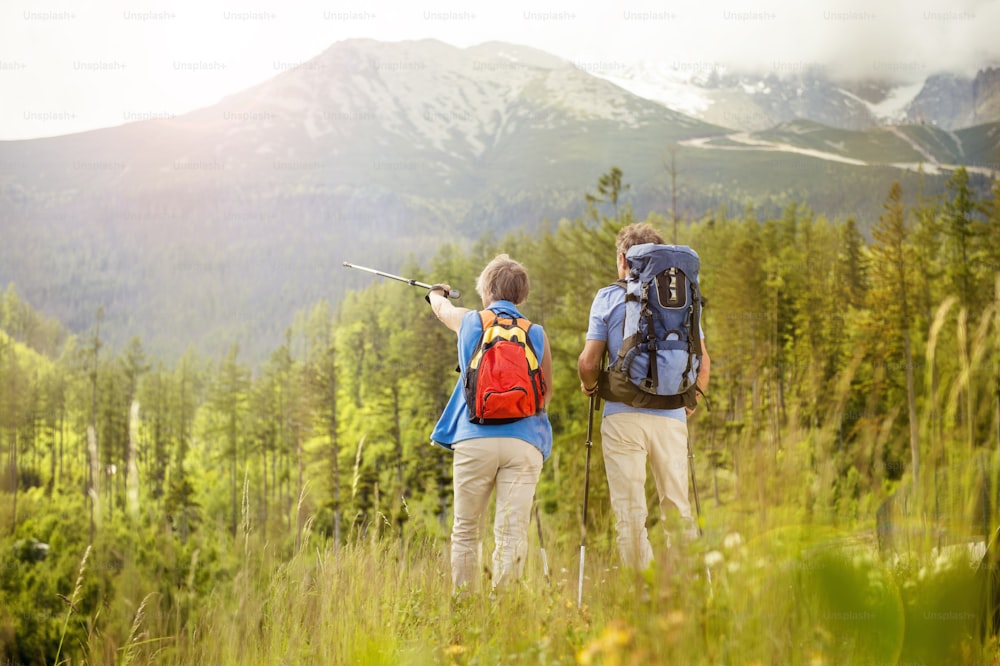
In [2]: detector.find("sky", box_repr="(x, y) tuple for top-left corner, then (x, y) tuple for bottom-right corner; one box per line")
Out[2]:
(1, 0), (998, 140)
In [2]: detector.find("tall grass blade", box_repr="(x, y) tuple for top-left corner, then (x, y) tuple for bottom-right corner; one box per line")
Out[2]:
(55, 545), (91, 665)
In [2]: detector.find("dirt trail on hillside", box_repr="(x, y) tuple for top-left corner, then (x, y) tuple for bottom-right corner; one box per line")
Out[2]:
(680, 132), (997, 178)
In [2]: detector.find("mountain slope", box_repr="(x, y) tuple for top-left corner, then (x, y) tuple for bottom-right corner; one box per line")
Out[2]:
(0, 39), (991, 362)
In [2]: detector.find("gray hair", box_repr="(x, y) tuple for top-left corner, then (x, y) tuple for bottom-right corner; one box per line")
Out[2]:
(475, 254), (530, 304)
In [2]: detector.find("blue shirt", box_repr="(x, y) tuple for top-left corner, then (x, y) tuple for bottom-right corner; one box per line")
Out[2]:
(586, 284), (701, 422)
(430, 300), (553, 461)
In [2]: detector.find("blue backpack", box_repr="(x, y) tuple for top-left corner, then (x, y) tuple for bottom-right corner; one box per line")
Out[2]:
(599, 243), (704, 410)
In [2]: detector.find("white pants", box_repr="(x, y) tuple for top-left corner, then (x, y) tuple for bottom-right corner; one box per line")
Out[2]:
(451, 437), (543, 592)
(601, 411), (693, 570)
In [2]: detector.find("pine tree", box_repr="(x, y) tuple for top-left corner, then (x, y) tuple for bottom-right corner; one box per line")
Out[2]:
(835, 217), (868, 310)
(585, 166), (633, 226)
(165, 349), (203, 543)
(211, 344), (249, 537)
(942, 167), (979, 311)
(139, 363), (170, 500)
(869, 182), (920, 485)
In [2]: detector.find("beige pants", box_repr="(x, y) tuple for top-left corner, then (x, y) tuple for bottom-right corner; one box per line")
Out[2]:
(601, 411), (694, 570)
(451, 436), (543, 593)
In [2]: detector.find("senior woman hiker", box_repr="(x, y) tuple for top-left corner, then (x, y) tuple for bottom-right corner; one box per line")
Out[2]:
(425, 254), (553, 597)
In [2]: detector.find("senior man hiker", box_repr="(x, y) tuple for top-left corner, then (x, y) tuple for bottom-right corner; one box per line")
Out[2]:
(577, 223), (711, 571)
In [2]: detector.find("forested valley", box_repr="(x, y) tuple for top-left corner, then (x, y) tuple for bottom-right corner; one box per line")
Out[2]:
(2, 167), (1000, 665)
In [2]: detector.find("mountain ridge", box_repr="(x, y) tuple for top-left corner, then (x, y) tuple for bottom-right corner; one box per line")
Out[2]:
(595, 63), (1000, 132)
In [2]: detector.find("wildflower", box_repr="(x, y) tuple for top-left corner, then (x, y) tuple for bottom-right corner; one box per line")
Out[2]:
(704, 550), (725, 568)
(659, 609), (686, 631)
(723, 532), (743, 550)
(576, 619), (633, 665)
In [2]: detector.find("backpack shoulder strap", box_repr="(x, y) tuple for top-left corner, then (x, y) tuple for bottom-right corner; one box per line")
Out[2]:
(480, 309), (531, 331)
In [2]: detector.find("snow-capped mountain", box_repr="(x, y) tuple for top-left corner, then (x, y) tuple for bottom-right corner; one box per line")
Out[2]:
(905, 68), (1000, 129)
(593, 64), (1000, 131)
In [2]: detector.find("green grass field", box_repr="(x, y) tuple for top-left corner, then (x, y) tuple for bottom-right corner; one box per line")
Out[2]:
(82, 444), (997, 666)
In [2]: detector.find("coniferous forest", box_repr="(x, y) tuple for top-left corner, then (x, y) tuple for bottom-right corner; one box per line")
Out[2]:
(2, 167), (1000, 664)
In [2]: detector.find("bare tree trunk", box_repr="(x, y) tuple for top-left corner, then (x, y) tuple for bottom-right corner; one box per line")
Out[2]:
(285, 448), (291, 536)
(58, 408), (64, 488)
(261, 442), (268, 538)
(87, 425), (101, 543)
(295, 435), (304, 551)
(271, 444), (278, 531)
(230, 442), (237, 539)
(325, 346), (342, 546)
(89, 308), (102, 542)
(393, 385), (405, 544)
(49, 422), (56, 496)
(127, 400), (140, 520)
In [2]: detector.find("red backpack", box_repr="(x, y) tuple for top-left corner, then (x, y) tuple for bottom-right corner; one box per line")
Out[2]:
(464, 311), (546, 424)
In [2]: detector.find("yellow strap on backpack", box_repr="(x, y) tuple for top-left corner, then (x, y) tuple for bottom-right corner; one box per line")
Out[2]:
(468, 311), (540, 371)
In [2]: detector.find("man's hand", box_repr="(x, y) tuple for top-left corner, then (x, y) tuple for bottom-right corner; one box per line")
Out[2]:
(578, 339), (606, 397)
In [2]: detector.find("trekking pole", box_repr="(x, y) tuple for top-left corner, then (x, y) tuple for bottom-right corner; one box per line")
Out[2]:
(533, 500), (550, 584)
(342, 262), (462, 299)
(688, 419), (714, 598)
(687, 429), (704, 538)
(577, 392), (596, 609)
